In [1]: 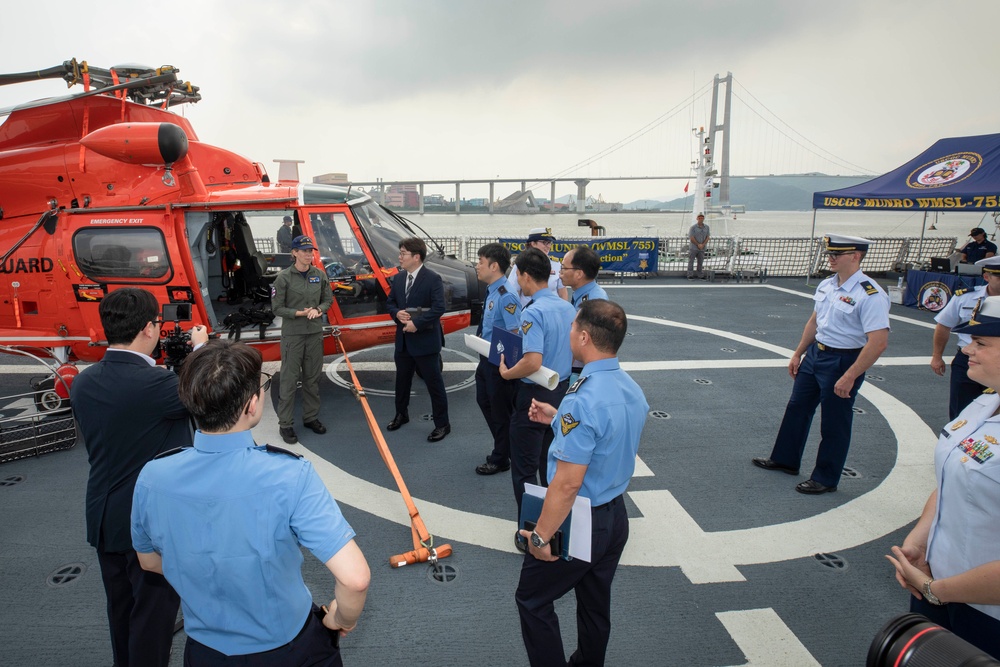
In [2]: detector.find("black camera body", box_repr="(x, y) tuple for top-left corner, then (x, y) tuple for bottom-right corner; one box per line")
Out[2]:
(159, 303), (193, 373)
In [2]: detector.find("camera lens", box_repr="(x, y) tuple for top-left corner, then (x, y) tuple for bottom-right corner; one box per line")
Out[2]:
(868, 613), (1000, 667)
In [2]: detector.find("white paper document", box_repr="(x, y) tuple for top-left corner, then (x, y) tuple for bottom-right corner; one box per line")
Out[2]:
(523, 483), (592, 562)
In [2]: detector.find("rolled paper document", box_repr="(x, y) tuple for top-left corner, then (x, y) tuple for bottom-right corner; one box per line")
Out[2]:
(463, 334), (559, 390)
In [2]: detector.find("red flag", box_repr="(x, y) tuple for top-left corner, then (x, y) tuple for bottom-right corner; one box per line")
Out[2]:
(683, 182), (689, 193)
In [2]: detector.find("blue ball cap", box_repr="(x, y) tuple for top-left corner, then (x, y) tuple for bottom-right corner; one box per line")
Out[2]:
(291, 235), (316, 250)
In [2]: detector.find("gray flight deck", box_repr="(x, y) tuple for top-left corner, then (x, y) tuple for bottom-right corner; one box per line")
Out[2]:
(0, 278), (949, 666)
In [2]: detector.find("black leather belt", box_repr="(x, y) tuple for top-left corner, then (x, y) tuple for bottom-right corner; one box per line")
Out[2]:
(816, 342), (862, 354)
(593, 495), (622, 511)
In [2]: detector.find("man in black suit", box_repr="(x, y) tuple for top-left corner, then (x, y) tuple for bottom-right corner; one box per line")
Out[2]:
(71, 287), (208, 667)
(386, 237), (450, 442)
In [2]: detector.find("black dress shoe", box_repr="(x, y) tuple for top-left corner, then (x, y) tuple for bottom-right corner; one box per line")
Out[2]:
(279, 426), (297, 445)
(476, 460), (510, 475)
(386, 414), (409, 431)
(751, 457), (799, 475)
(303, 420), (327, 435)
(427, 424), (451, 442)
(796, 479), (837, 495)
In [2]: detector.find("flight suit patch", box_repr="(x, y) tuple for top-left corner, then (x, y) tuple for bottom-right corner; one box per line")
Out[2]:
(560, 413), (580, 436)
(521, 321), (533, 335)
(308, 276), (320, 283)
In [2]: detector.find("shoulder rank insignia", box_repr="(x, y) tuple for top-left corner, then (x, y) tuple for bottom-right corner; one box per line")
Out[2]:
(956, 288), (968, 296)
(504, 303), (517, 314)
(860, 280), (878, 296)
(498, 285), (507, 294)
(153, 446), (189, 459)
(266, 444), (303, 459)
(521, 321), (533, 335)
(581, 294), (589, 302)
(567, 375), (588, 394)
(985, 388), (996, 394)
(560, 413), (580, 437)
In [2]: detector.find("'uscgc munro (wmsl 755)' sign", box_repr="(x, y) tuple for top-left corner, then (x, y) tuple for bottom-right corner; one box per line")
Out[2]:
(500, 237), (657, 273)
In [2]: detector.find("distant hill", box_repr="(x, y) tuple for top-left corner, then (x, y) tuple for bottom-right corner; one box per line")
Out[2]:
(631, 174), (872, 212)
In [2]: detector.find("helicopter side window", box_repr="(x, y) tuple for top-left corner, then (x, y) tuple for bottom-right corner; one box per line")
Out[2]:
(74, 228), (172, 282)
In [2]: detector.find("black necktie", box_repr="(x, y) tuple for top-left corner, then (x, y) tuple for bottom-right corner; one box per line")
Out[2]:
(405, 273), (414, 302)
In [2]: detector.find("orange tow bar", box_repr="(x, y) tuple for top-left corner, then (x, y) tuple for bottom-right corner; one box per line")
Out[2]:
(334, 332), (453, 569)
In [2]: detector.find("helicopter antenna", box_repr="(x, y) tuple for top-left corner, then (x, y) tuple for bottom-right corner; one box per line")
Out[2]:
(380, 205), (446, 256)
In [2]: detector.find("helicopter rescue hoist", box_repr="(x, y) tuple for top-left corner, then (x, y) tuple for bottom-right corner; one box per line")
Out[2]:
(0, 58), (483, 566)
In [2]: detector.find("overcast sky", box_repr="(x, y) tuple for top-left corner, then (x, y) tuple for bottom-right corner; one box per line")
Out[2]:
(1, 0), (997, 203)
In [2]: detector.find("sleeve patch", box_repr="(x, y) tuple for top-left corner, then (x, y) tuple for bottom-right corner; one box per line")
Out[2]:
(521, 321), (533, 335)
(504, 303), (517, 314)
(560, 413), (580, 436)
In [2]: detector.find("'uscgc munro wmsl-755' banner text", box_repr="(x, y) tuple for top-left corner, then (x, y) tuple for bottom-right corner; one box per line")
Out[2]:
(499, 238), (657, 273)
(814, 133), (1000, 212)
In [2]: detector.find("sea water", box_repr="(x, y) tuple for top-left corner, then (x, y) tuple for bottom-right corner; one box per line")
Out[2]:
(404, 209), (996, 241)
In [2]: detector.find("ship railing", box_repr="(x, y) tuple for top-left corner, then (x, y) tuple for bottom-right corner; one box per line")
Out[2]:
(439, 235), (958, 278)
(0, 388), (76, 465)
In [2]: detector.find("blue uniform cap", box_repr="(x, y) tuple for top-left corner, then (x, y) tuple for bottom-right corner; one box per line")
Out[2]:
(955, 295), (1000, 336)
(823, 233), (871, 254)
(291, 235), (316, 250)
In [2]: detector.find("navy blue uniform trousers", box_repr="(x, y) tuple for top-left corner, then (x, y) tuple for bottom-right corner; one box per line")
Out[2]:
(769, 343), (865, 488)
(949, 350), (986, 420)
(394, 349), (448, 428)
(510, 380), (569, 517)
(476, 357), (515, 466)
(184, 604), (342, 666)
(516, 496), (628, 667)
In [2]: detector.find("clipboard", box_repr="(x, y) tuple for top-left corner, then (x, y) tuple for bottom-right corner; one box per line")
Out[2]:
(519, 483), (592, 562)
(488, 326), (523, 368)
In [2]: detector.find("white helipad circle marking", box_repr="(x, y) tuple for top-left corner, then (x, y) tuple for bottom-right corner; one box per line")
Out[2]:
(324, 344), (478, 396)
(268, 311), (932, 581)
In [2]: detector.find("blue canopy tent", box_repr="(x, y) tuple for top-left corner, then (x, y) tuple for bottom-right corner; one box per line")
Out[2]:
(810, 133), (1000, 259)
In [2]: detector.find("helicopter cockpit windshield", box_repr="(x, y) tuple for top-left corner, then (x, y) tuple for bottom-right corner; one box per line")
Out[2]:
(348, 200), (416, 268)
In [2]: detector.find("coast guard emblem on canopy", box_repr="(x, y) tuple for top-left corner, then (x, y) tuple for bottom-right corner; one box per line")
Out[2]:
(918, 281), (951, 312)
(907, 152), (982, 189)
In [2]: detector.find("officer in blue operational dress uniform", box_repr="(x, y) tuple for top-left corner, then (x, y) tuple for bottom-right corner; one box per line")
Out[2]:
(131, 341), (369, 666)
(515, 299), (648, 667)
(474, 243), (523, 476)
(500, 248), (576, 537)
(560, 245), (609, 309)
(887, 295), (1000, 659)
(931, 256), (1000, 419)
(753, 234), (890, 494)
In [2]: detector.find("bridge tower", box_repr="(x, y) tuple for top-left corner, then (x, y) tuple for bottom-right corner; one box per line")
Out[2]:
(707, 72), (733, 214)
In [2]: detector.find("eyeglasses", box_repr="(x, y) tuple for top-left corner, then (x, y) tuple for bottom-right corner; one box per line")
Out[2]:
(559, 265), (580, 272)
(260, 372), (272, 393)
(398, 251), (414, 257)
(151, 318), (163, 327)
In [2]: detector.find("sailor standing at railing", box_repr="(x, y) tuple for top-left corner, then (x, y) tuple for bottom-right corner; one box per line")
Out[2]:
(931, 256), (1000, 420)
(752, 234), (890, 495)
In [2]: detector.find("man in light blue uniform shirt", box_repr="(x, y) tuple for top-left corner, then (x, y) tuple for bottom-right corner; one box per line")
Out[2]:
(132, 341), (370, 665)
(931, 255), (1000, 419)
(515, 299), (648, 667)
(753, 234), (890, 494)
(500, 248), (576, 544)
(561, 245), (609, 309)
(474, 243), (523, 476)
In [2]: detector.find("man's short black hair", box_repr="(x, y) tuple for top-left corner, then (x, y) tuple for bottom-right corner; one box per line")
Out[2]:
(178, 340), (263, 433)
(100, 288), (159, 346)
(515, 247), (551, 283)
(576, 299), (627, 354)
(478, 242), (511, 274)
(569, 246), (602, 280)
(399, 237), (428, 262)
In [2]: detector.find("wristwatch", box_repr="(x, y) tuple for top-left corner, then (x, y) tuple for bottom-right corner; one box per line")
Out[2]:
(923, 578), (944, 606)
(530, 530), (549, 549)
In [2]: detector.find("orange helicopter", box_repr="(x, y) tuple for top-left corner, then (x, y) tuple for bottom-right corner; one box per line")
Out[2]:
(0, 59), (483, 411)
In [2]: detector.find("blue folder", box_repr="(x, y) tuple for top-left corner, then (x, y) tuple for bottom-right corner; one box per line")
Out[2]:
(519, 490), (572, 561)
(488, 326), (523, 368)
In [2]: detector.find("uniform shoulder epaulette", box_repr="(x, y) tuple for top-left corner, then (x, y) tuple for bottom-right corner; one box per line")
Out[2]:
(860, 280), (879, 296)
(265, 444), (303, 459)
(154, 446), (189, 460)
(955, 288), (968, 296)
(498, 284), (507, 294)
(566, 375), (589, 394)
(984, 388), (996, 395)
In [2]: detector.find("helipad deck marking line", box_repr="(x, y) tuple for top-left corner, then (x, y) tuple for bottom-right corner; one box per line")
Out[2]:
(716, 608), (822, 667)
(760, 283), (936, 329)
